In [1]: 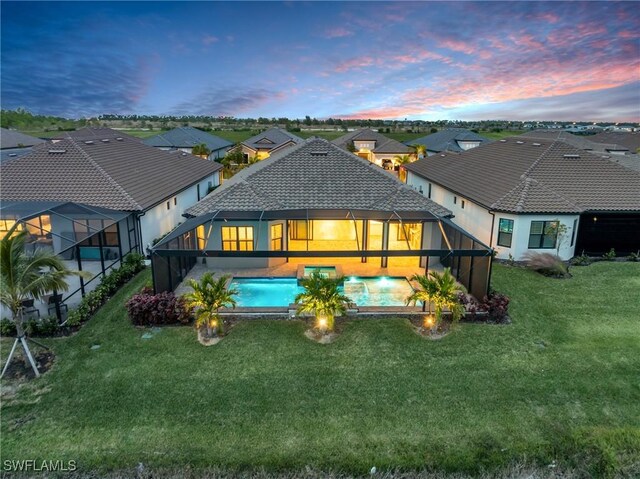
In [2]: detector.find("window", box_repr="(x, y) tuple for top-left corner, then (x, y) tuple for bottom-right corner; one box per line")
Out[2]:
(288, 220), (313, 240)
(428, 183), (432, 199)
(73, 219), (120, 247)
(173, 197), (177, 206)
(0, 219), (23, 239)
(197, 224), (207, 250)
(497, 218), (514, 247)
(222, 226), (254, 251)
(461, 200), (465, 209)
(270, 224), (283, 251)
(528, 220), (558, 249)
(570, 219), (578, 247)
(24, 215), (51, 238)
(166, 201), (170, 210)
(453, 196), (457, 205)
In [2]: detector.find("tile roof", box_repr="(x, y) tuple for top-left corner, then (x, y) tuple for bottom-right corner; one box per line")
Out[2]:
(186, 138), (451, 217)
(404, 137), (640, 214)
(607, 154), (640, 173)
(143, 127), (233, 151)
(587, 131), (640, 152)
(406, 129), (491, 153)
(0, 128), (45, 149)
(520, 130), (629, 153)
(0, 136), (222, 212)
(241, 128), (303, 151)
(332, 129), (413, 154)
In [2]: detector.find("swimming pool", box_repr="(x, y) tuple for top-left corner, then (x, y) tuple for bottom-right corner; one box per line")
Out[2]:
(229, 277), (414, 307)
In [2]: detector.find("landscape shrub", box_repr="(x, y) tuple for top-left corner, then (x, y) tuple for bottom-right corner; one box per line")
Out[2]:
(63, 252), (146, 329)
(483, 292), (511, 323)
(0, 318), (17, 337)
(627, 251), (639, 262)
(571, 250), (592, 266)
(523, 252), (569, 278)
(602, 248), (616, 261)
(24, 316), (60, 337)
(457, 292), (510, 323)
(126, 287), (192, 326)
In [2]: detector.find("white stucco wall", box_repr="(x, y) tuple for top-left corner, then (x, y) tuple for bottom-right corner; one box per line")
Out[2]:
(140, 173), (220, 250)
(406, 171), (579, 260)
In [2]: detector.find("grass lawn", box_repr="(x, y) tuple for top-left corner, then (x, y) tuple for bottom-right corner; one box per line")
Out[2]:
(1, 263), (639, 477)
(478, 130), (525, 140)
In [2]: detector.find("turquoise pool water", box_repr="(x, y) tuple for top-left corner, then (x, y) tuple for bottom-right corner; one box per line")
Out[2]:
(229, 277), (414, 307)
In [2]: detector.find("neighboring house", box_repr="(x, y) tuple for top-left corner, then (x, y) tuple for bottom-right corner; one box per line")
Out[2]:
(0, 134), (223, 251)
(53, 127), (140, 142)
(520, 130), (630, 155)
(0, 127), (45, 163)
(587, 131), (640, 153)
(332, 129), (413, 169)
(403, 137), (640, 259)
(143, 126), (233, 160)
(239, 127), (302, 161)
(405, 129), (491, 156)
(152, 138), (493, 298)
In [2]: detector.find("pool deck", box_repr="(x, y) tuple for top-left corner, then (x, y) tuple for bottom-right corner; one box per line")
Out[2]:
(175, 261), (441, 315)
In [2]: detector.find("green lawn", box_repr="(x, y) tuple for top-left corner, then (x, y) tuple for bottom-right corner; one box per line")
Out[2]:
(1, 263), (639, 477)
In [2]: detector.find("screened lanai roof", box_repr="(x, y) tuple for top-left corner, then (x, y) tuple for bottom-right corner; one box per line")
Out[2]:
(0, 201), (130, 250)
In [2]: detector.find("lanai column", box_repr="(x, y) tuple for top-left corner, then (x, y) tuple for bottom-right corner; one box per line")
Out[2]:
(381, 221), (389, 268)
(361, 220), (368, 263)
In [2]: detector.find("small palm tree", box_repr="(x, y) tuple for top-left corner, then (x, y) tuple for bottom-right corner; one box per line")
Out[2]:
(295, 271), (351, 333)
(192, 143), (211, 159)
(393, 154), (413, 166)
(410, 143), (427, 160)
(1, 228), (88, 377)
(182, 272), (237, 338)
(407, 267), (466, 330)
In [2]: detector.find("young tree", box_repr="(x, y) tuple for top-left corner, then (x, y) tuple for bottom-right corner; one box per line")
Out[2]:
(545, 221), (569, 257)
(407, 268), (466, 331)
(1, 229), (88, 378)
(409, 143), (427, 160)
(192, 143), (211, 159)
(295, 271), (351, 333)
(182, 272), (238, 339)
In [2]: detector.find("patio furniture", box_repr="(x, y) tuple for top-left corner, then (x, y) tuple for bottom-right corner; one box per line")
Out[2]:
(46, 294), (68, 317)
(19, 299), (40, 319)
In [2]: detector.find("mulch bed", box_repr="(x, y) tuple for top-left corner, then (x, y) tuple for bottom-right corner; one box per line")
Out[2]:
(2, 349), (55, 380)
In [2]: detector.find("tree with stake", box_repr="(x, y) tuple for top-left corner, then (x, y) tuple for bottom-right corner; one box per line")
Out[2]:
(1, 228), (88, 378)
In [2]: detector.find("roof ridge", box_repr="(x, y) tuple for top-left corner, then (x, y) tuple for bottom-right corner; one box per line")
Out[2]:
(68, 138), (143, 210)
(519, 139), (558, 178)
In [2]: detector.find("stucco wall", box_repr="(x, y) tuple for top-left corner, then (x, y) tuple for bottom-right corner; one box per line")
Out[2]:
(140, 173), (220, 250)
(406, 171), (579, 260)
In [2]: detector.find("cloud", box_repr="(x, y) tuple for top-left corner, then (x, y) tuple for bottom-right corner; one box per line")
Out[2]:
(202, 34), (218, 46)
(169, 88), (285, 116)
(323, 27), (353, 39)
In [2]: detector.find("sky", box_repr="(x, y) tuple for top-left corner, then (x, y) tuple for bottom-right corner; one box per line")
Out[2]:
(1, 1), (639, 122)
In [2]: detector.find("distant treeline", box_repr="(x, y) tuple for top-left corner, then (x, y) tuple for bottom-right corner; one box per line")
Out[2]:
(1, 108), (88, 131)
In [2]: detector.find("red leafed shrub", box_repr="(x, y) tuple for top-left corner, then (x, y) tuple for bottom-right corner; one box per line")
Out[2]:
(457, 291), (510, 324)
(126, 287), (193, 326)
(483, 292), (510, 323)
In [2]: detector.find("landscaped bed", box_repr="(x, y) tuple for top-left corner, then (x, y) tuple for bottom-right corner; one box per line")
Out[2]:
(1, 263), (639, 477)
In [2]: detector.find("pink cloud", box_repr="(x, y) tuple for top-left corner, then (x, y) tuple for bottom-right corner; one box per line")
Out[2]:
(334, 56), (379, 73)
(438, 38), (476, 55)
(619, 30), (640, 39)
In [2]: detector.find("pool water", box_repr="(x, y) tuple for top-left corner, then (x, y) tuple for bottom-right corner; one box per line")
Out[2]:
(229, 277), (413, 307)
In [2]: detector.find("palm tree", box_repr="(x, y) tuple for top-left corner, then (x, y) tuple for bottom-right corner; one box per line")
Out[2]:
(191, 143), (211, 159)
(410, 143), (427, 160)
(406, 267), (466, 331)
(1, 228), (87, 378)
(295, 271), (351, 332)
(182, 272), (237, 338)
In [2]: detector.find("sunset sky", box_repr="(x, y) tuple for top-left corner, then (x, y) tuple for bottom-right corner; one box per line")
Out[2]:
(1, 1), (639, 121)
